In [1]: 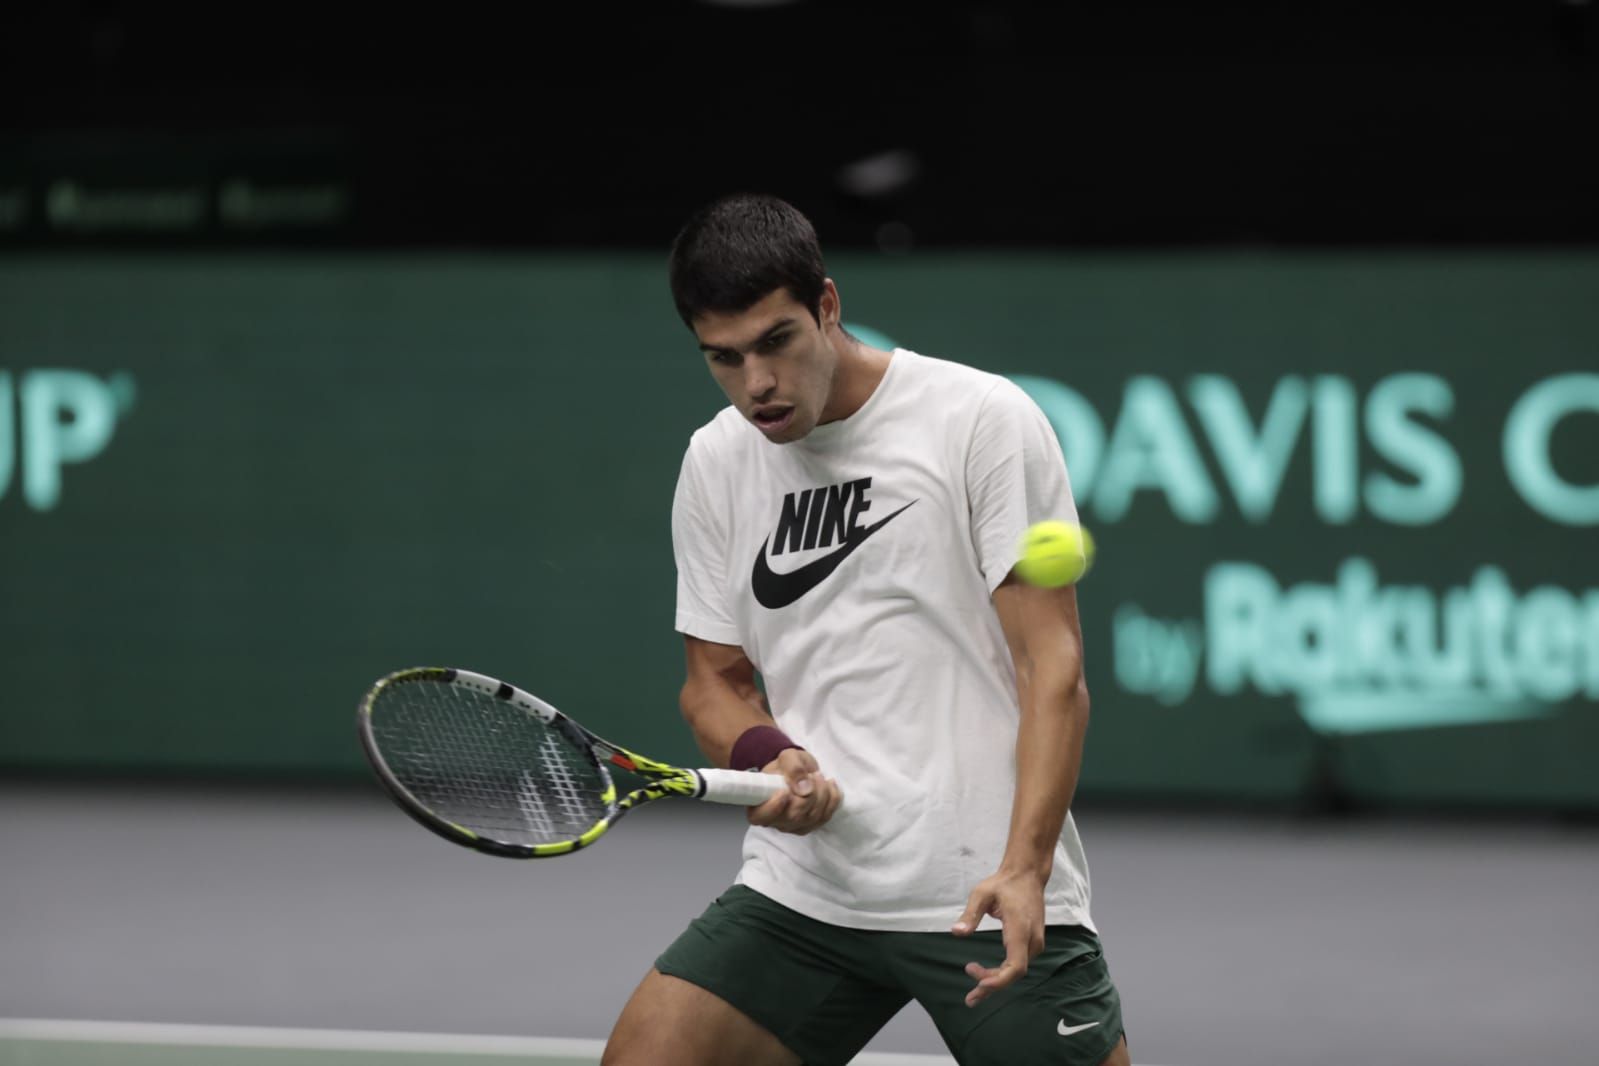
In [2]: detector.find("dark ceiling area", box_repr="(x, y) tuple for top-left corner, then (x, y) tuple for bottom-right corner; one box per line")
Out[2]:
(3, 1), (1596, 248)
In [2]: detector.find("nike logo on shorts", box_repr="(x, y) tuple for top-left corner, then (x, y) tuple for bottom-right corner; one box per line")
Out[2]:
(1057, 1020), (1100, 1037)
(751, 501), (915, 609)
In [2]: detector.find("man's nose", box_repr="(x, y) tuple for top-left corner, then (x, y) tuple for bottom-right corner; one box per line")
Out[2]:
(744, 360), (776, 399)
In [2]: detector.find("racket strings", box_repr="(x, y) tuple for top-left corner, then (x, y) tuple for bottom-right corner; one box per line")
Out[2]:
(370, 680), (611, 846)
(535, 730), (597, 828)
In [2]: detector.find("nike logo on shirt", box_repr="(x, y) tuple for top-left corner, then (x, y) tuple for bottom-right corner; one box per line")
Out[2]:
(751, 501), (916, 609)
(1057, 1021), (1101, 1037)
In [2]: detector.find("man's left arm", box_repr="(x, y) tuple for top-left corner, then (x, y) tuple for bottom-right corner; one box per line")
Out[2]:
(951, 574), (1089, 1007)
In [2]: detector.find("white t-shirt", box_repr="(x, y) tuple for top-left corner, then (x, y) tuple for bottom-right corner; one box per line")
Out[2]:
(672, 348), (1094, 932)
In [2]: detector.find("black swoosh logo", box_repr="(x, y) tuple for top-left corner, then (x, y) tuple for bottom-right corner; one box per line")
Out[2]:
(751, 501), (917, 609)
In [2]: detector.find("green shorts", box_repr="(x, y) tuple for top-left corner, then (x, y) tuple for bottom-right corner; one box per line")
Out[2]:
(655, 885), (1124, 1066)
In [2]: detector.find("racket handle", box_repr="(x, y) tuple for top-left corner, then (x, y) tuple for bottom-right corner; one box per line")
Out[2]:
(695, 769), (789, 806)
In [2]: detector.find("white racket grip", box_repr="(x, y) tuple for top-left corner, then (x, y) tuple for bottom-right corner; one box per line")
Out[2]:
(695, 769), (789, 806)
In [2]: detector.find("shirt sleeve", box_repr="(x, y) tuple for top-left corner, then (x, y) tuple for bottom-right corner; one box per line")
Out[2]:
(966, 377), (1081, 593)
(671, 436), (743, 644)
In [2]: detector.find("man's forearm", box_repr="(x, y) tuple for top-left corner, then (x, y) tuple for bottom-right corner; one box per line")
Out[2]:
(1000, 665), (1090, 878)
(680, 673), (776, 768)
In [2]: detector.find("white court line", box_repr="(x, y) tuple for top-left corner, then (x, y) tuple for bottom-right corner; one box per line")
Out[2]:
(0, 1018), (1170, 1066)
(0, 1019), (957, 1065)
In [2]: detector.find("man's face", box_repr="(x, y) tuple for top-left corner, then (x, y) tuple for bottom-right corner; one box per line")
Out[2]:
(692, 283), (840, 444)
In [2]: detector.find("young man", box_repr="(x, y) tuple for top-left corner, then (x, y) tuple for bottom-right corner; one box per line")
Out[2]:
(602, 195), (1128, 1066)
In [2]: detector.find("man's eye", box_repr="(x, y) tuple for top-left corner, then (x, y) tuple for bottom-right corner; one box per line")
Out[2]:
(761, 333), (790, 352)
(710, 352), (739, 366)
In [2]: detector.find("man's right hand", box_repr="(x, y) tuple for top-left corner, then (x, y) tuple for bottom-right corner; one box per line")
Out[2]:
(746, 747), (842, 835)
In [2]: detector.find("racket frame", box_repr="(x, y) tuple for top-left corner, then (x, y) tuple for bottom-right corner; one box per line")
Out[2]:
(357, 666), (775, 859)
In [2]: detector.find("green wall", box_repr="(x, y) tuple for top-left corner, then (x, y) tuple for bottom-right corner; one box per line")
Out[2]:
(2, 253), (1596, 808)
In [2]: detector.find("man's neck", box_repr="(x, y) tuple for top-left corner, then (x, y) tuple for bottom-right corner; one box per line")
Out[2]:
(820, 332), (893, 424)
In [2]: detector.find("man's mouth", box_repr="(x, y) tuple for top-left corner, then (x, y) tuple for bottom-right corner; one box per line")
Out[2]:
(752, 405), (795, 433)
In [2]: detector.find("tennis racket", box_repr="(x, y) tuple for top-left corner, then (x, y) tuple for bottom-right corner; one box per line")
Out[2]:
(357, 666), (788, 858)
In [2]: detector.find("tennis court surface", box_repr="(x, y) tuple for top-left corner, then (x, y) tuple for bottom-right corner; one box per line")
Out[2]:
(0, 1020), (961, 1066)
(4, 783), (1596, 1065)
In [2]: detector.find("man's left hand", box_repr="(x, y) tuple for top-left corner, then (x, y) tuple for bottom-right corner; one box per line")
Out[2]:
(950, 868), (1047, 1007)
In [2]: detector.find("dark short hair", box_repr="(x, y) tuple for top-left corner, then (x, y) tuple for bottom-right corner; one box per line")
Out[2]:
(668, 194), (827, 329)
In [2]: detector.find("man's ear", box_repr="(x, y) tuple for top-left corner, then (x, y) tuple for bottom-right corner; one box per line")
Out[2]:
(819, 278), (840, 328)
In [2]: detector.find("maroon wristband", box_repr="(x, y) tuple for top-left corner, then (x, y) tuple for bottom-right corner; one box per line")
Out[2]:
(729, 725), (802, 772)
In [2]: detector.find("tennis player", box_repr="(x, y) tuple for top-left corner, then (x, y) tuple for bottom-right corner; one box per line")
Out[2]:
(602, 195), (1128, 1066)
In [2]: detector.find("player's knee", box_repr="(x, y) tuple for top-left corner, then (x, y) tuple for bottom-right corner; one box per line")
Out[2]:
(604, 969), (798, 1066)
(598, 1034), (646, 1066)
(602, 1023), (692, 1066)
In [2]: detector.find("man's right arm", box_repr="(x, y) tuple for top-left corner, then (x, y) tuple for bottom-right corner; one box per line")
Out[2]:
(680, 634), (842, 835)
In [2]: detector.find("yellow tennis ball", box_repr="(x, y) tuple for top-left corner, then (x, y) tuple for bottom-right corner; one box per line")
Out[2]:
(1016, 520), (1095, 588)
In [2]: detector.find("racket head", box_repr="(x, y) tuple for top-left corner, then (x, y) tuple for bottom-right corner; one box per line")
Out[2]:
(357, 667), (620, 859)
